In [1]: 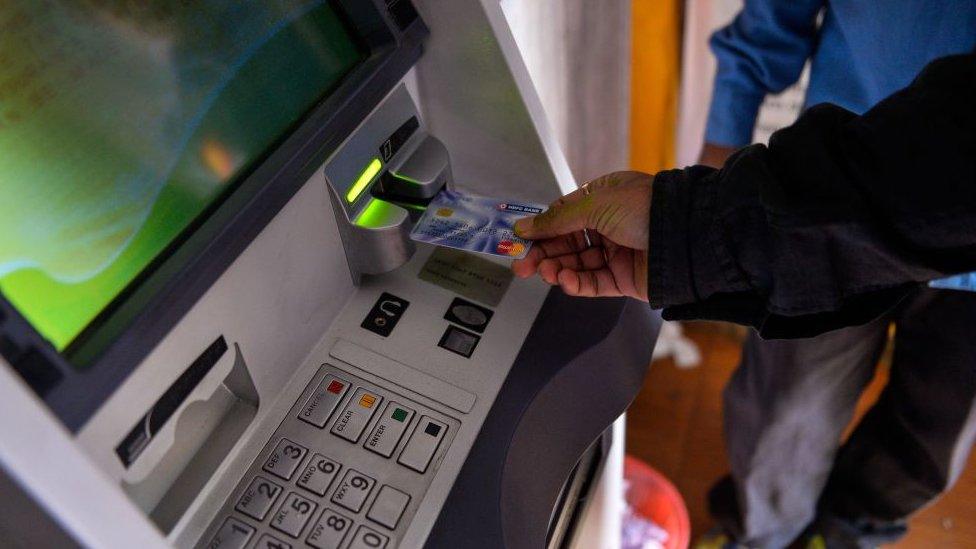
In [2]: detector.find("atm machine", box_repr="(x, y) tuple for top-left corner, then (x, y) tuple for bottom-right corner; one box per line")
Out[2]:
(0, 1), (660, 548)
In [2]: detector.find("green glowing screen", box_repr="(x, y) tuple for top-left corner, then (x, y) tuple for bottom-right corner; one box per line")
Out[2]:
(0, 1), (365, 353)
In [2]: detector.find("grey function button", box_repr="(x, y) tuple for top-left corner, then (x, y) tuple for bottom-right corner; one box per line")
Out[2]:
(296, 454), (342, 496)
(331, 387), (383, 443)
(270, 492), (317, 538)
(254, 533), (292, 549)
(206, 517), (254, 549)
(263, 438), (308, 480)
(444, 297), (493, 333)
(348, 525), (389, 549)
(364, 402), (415, 458)
(397, 416), (448, 473)
(331, 468), (376, 513)
(367, 485), (410, 530)
(451, 303), (488, 326)
(235, 476), (283, 521)
(299, 375), (350, 428)
(306, 508), (354, 549)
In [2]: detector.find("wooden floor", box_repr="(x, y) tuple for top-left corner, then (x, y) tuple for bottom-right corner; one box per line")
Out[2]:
(626, 323), (976, 548)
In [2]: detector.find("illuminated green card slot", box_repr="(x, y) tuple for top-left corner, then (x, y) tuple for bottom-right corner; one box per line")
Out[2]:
(346, 157), (382, 203)
(355, 198), (402, 228)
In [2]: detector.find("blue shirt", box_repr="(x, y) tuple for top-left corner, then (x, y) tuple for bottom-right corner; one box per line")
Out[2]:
(705, 1), (976, 292)
(705, 0), (976, 147)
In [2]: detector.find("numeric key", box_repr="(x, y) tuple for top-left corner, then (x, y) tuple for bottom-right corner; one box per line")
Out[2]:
(254, 533), (292, 549)
(264, 438), (308, 480)
(306, 508), (354, 549)
(235, 476), (283, 521)
(297, 454), (341, 496)
(270, 492), (317, 538)
(348, 525), (389, 549)
(207, 517), (254, 549)
(331, 469), (376, 512)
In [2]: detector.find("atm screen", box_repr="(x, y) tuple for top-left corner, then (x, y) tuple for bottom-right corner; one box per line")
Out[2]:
(0, 1), (366, 354)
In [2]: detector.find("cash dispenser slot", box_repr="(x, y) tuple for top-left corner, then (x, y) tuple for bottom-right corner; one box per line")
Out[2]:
(116, 337), (260, 533)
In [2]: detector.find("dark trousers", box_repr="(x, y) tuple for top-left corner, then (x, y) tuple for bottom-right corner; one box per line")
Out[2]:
(709, 288), (976, 548)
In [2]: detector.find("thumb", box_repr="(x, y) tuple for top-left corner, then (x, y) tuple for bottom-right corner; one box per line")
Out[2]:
(514, 197), (596, 240)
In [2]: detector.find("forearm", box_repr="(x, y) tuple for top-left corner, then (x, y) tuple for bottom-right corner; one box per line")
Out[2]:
(650, 53), (976, 337)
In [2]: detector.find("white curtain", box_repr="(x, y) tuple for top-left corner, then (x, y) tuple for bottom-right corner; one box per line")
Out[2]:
(503, 0), (631, 183)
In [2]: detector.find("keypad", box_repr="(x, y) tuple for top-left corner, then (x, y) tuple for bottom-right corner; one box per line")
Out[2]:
(199, 366), (459, 549)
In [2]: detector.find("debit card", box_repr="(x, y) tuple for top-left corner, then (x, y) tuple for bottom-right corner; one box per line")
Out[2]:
(409, 188), (546, 259)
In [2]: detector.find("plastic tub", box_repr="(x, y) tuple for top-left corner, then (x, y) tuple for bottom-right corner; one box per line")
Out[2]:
(623, 455), (691, 549)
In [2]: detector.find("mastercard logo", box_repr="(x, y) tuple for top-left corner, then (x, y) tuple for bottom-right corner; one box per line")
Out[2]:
(497, 240), (525, 256)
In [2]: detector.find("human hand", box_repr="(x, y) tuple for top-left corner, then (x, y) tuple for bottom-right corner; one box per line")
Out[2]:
(511, 171), (652, 301)
(698, 142), (737, 168)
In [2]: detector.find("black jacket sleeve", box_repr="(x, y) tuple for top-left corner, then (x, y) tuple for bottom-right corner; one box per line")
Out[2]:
(648, 53), (976, 338)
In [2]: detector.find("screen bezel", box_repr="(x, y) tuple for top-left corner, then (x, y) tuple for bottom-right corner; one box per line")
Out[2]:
(0, 0), (427, 432)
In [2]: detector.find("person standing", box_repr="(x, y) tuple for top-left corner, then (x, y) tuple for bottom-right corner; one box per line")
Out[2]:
(695, 2), (976, 547)
(511, 48), (976, 546)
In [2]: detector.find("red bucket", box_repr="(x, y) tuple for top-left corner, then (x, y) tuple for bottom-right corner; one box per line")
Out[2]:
(624, 455), (691, 549)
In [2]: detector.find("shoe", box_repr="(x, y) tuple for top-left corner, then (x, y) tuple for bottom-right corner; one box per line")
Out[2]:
(803, 534), (826, 549)
(693, 528), (745, 549)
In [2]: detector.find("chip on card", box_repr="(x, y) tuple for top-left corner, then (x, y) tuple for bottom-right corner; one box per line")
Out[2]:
(409, 189), (546, 259)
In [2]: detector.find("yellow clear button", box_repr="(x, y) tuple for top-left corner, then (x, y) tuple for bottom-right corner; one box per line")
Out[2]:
(331, 387), (384, 443)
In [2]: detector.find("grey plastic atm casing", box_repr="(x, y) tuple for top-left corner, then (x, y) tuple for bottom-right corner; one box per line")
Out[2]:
(426, 293), (659, 548)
